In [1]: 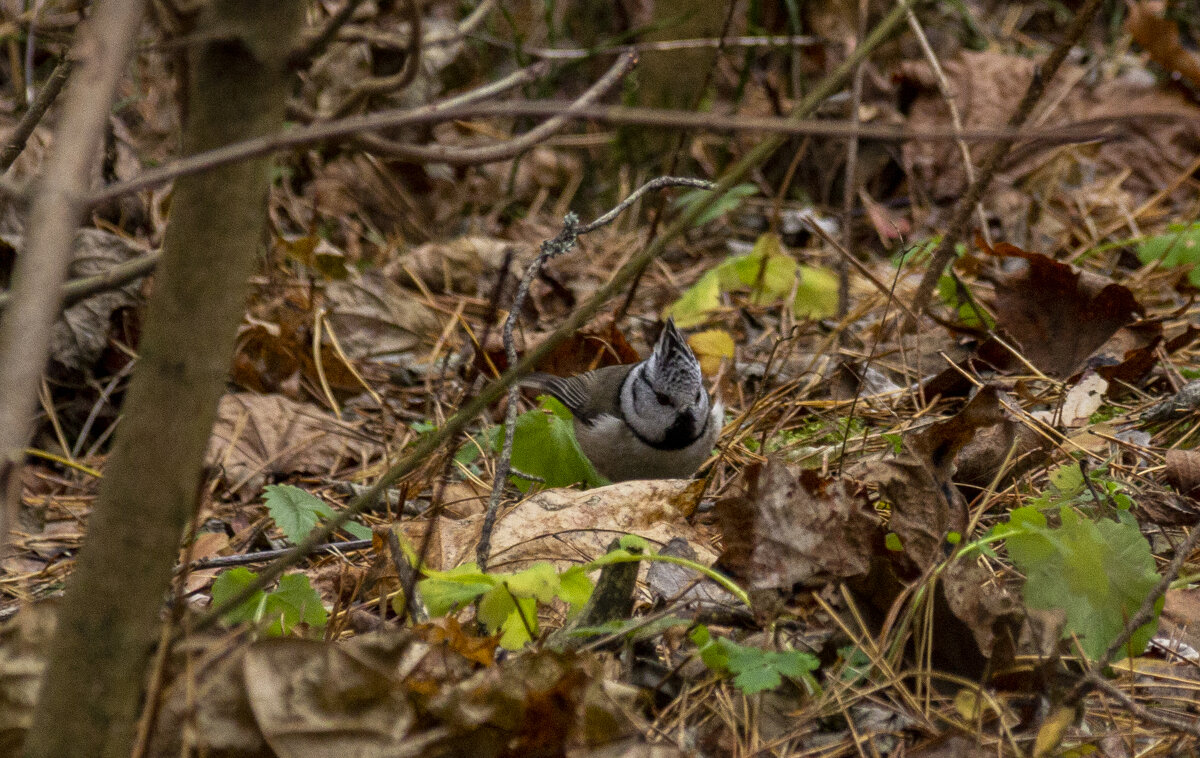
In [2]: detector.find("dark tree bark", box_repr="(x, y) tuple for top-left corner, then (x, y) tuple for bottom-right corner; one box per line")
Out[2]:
(22, 2), (304, 757)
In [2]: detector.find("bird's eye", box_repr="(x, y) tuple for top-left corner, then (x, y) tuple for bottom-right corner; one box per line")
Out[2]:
(654, 392), (671, 405)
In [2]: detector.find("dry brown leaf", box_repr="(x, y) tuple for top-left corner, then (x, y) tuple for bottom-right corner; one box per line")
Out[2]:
(1127, 1), (1200, 90)
(33, 229), (148, 372)
(431, 478), (712, 572)
(981, 239), (1143, 378)
(244, 637), (417, 758)
(714, 459), (878, 592)
(205, 393), (380, 494)
(1060, 371), (1109, 428)
(400, 236), (515, 296)
(427, 650), (640, 755)
(323, 270), (440, 360)
(859, 387), (1003, 574)
(1165, 448), (1200, 497)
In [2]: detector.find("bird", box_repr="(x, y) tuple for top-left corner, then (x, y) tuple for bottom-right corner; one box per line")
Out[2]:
(524, 319), (722, 482)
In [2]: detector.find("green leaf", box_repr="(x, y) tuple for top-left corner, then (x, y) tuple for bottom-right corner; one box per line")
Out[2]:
(674, 183), (759, 226)
(1136, 221), (1200, 286)
(690, 625), (821, 695)
(557, 566), (595, 609)
(211, 567), (266, 626)
(418, 563), (496, 616)
(262, 574), (328, 635)
(264, 484), (327, 544)
(210, 568), (326, 636)
(663, 268), (722, 328)
(1001, 505), (1161, 660)
(885, 533), (903, 551)
(263, 483), (370, 543)
(341, 520), (374, 540)
(720, 233), (797, 304)
(791, 265), (839, 319)
(493, 397), (607, 492)
(505, 562), (560, 604)
(479, 585), (539, 649)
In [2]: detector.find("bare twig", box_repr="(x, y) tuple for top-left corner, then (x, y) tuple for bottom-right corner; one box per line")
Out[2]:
(293, 0), (369, 64)
(342, 0), (422, 98)
(1084, 672), (1200, 737)
(904, 5), (989, 245)
(76, 101), (1156, 208)
(180, 539), (373, 571)
(0, 249), (161, 314)
(476, 33), (823, 60)
(352, 49), (636, 165)
(839, 0), (868, 319)
(476, 177), (716, 571)
(0, 0), (146, 560)
(0, 56), (72, 172)
(191, 0), (916, 631)
(90, 60), (551, 205)
(909, 0), (1106, 317)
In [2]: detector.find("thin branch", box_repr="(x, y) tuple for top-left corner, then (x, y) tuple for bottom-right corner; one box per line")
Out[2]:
(180, 539), (372, 571)
(904, 5), (989, 246)
(0, 56), (72, 172)
(88, 61), (552, 205)
(839, 0), (868, 319)
(352, 49), (636, 165)
(77, 100), (1155, 208)
(0, 0), (146, 561)
(0, 249), (161, 314)
(474, 33), (823, 60)
(189, 0), (916, 632)
(293, 0), (369, 64)
(909, 0), (1107, 317)
(344, 0), (422, 98)
(476, 177), (716, 571)
(1084, 672), (1200, 737)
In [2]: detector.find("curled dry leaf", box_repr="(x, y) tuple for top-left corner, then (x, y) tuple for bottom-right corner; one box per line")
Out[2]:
(244, 637), (417, 758)
(427, 650), (641, 754)
(714, 459), (878, 593)
(205, 393), (381, 495)
(936, 557), (1024, 675)
(148, 630), (481, 758)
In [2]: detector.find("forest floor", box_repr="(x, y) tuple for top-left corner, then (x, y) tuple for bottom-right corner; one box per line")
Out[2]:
(2, 1), (1200, 756)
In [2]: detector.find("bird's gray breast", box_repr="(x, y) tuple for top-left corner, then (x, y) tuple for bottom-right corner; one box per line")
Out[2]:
(573, 404), (721, 482)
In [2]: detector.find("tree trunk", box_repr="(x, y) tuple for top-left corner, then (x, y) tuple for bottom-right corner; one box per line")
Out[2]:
(22, 2), (303, 757)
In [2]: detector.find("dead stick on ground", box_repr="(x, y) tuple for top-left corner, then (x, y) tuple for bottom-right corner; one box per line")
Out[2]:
(908, 0), (1106, 318)
(478, 176), (717, 572)
(192, 0), (917, 632)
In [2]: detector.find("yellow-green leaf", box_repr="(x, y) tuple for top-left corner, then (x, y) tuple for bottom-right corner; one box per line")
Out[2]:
(792, 265), (839, 319)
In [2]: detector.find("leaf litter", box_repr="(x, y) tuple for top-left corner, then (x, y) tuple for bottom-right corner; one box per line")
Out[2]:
(2, 1), (1200, 756)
